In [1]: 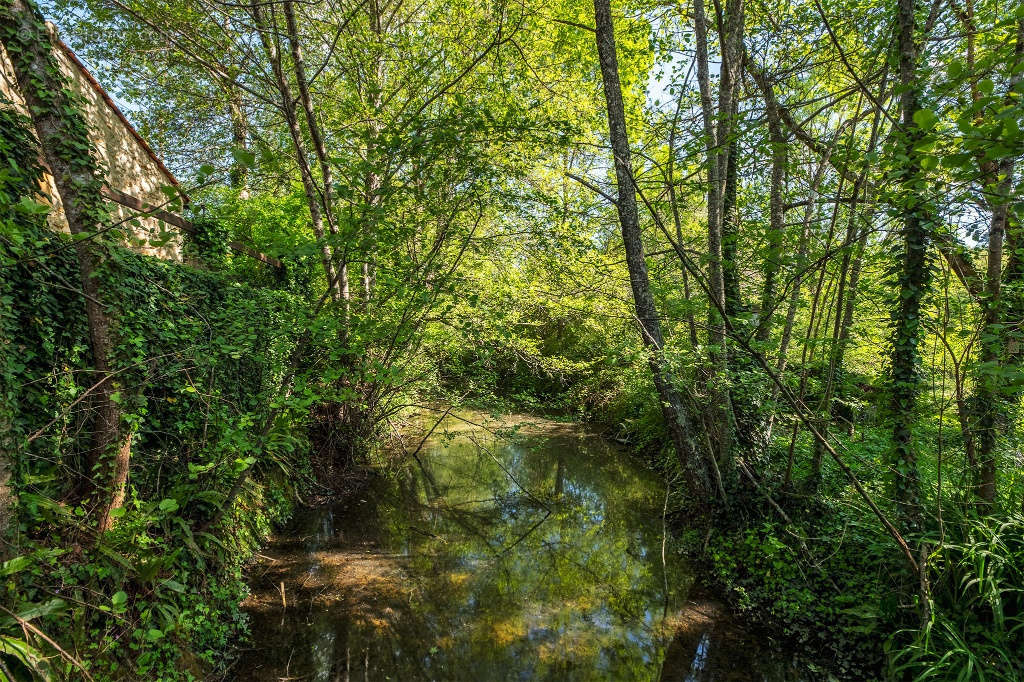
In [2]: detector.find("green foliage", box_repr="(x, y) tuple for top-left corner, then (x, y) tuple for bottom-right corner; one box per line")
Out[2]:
(181, 213), (229, 268)
(890, 514), (1024, 681)
(5, 0), (1024, 677)
(703, 502), (900, 679)
(0, 107), (307, 679)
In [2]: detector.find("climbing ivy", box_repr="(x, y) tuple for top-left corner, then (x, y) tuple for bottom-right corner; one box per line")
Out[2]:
(0, 106), (314, 679)
(182, 214), (229, 268)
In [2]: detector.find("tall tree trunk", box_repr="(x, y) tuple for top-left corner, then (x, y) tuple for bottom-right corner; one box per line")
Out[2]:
(974, 20), (1022, 506)
(282, 0), (351, 312)
(667, 85), (700, 348)
(0, 0), (127, 530)
(693, 0), (742, 464)
(753, 70), (786, 346)
(1004, 206), (1024, 431)
(359, 0), (386, 305)
(224, 78), (250, 193)
(975, 170), (1011, 506)
(811, 97), (885, 481)
(722, 132), (741, 318)
(889, 0), (928, 530)
(0, 280), (16, 552)
(593, 0), (715, 502)
(763, 152), (830, 449)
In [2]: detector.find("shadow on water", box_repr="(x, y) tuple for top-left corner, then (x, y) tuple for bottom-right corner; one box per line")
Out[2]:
(233, 411), (799, 681)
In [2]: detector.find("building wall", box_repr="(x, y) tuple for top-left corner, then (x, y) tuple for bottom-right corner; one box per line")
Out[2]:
(0, 27), (183, 260)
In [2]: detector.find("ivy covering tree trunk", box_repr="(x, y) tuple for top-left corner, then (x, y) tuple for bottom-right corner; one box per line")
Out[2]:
(887, 0), (929, 531)
(0, 0), (128, 532)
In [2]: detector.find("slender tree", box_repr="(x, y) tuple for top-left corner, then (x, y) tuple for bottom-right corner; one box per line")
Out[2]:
(593, 0), (714, 502)
(888, 0), (929, 529)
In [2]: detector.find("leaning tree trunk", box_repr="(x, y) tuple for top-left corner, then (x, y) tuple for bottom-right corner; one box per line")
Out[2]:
(282, 0), (352, 312)
(593, 0), (716, 503)
(0, 0), (128, 532)
(251, 0), (342, 304)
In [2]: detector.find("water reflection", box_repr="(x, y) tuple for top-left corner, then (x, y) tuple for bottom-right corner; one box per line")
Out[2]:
(236, 412), (791, 681)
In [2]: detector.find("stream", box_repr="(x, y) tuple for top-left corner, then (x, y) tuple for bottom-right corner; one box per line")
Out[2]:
(233, 411), (797, 681)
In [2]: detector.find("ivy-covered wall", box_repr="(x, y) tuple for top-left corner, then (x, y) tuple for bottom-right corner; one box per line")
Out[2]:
(0, 104), (311, 679)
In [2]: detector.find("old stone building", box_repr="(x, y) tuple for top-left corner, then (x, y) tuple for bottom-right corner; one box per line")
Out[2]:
(0, 22), (185, 260)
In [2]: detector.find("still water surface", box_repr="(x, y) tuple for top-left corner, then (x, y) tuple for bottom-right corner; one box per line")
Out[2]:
(235, 412), (794, 681)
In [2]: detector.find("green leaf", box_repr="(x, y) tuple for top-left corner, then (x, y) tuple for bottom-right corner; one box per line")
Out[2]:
(16, 195), (50, 216)
(0, 555), (34, 577)
(231, 148), (256, 168)
(158, 498), (179, 513)
(912, 109), (938, 131)
(160, 579), (186, 593)
(16, 598), (66, 622)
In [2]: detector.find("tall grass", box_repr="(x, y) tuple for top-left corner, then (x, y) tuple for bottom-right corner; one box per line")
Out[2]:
(890, 514), (1024, 681)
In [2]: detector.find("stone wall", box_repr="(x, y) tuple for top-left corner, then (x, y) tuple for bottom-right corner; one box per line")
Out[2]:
(0, 25), (184, 260)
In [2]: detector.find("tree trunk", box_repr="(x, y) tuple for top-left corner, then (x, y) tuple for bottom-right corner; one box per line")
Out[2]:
(693, 0), (742, 464)
(889, 0), (928, 530)
(753, 70), (786, 346)
(0, 0), (125, 528)
(282, 0), (351, 313)
(593, 0), (714, 502)
(811, 97), (885, 481)
(667, 83), (700, 348)
(764, 152), (830, 449)
(974, 20), (1022, 506)
(722, 132), (741, 319)
(224, 77), (249, 193)
(361, 0), (387, 305)
(252, 0), (342, 303)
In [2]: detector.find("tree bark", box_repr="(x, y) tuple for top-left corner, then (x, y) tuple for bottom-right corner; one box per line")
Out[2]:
(752, 70), (786, 345)
(763, 151), (830, 448)
(693, 0), (742, 464)
(0, 0), (125, 528)
(282, 0), (351, 313)
(224, 77), (250, 194)
(974, 20), (1022, 506)
(251, 0), (342, 303)
(889, 0), (928, 530)
(593, 0), (714, 502)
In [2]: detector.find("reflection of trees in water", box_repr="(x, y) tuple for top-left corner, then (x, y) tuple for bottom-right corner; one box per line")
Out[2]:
(240, 420), (774, 681)
(370, 429), (687, 679)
